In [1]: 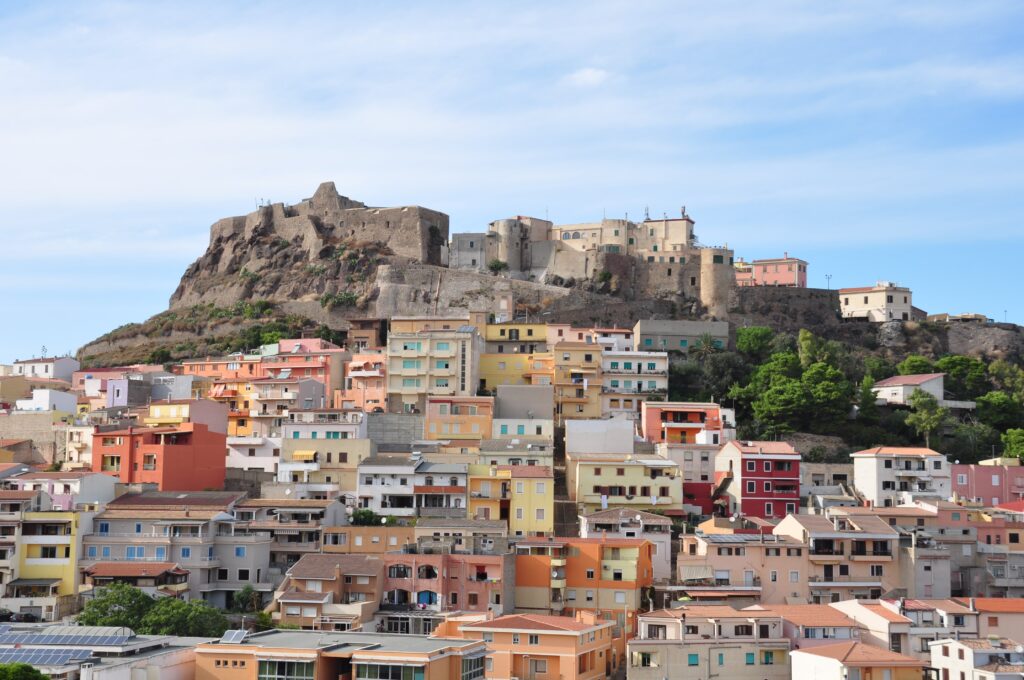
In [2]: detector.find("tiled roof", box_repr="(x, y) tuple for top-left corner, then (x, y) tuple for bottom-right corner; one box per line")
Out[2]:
(851, 447), (943, 458)
(96, 509), (223, 520)
(744, 604), (857, 628)
(996, 500), (1024, 513)
(84, 561), (185, 577)
(287, 554), (381, 580)
(108, 491), (243, 508)
(278, 589), (331, 603)
(463, 614), (603, 632)
(956, 598), (1024, 613)
(794, 641), (924, 666)
(497, 465), (553, 478)
(13, 471), (95, 480)
(873, 373), (945, 387)
(955, 637), (1021, 650)
(729, 441), (799, 455)
(582, 508), (672, 525)
(236, 498), (335, 508)
(0, 490), (37, 500)
(860, 604), (912, 623)
(0, 439), (29, 448)
(645, 605), (766, 619)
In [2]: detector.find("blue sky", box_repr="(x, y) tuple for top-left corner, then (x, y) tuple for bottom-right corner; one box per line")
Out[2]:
(1, 1), (1023, 362)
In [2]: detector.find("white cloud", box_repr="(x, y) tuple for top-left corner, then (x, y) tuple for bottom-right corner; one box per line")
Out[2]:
(562, 67), (610, 88)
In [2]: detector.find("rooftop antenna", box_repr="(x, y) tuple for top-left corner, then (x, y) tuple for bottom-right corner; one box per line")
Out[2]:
(41, 345), (47, 358)
(644, 206), (650, 220)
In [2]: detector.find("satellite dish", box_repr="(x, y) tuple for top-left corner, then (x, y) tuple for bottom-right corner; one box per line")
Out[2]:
(1016, 645), (1024, 654)
(729, 514), (738, 523)
(381, 517), (388, 525)
(284, 489), (292, 495)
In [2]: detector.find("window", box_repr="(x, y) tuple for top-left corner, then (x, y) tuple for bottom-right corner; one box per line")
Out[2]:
(235, 546), (246, 558)
(746, 481), (755, 493)
(789, 570), (799, 583)
(536, 482), (546, 494)
(745, 653), (755, 665)
(688, 653), (699, 666)
(586, 569), (595, 579)
(746, 461), (755, 472)
(761, 651), (775, 665)
(528, 634), (539, 645)
(512, 634), (520, 644)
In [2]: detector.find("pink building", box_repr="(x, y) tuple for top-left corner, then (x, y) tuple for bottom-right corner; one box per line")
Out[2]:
(260, 339), (348, 392)
(951, 462), (1024, 507)
(335, 352), (387, 412)
(734, 252), (808, 287)
(713, 441), (801, 520)
(379, 545), (513, 614)
(4, 471), (116, 510)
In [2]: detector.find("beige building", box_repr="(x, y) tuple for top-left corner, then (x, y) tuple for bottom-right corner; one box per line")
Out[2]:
(840, 281), (914, 322)
(386, 326), (483, 413)
(676, 531), (808, 604)
(790, 641), (926, 680)
(632, 319), (729, 353)
(851, 446), (951, 508)
(831, 598), (979, 660)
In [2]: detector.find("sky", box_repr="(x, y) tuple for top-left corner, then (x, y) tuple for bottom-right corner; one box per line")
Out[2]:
(1, 1), (1023, 362)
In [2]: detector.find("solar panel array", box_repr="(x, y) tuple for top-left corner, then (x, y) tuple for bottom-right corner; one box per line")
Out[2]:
(220, 629), (248, 643)
(0, 632), (131, 646)
(0, 648), (93, 666)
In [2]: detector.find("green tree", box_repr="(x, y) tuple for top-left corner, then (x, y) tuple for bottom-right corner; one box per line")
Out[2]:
(487, 259), (509, 274)
(233, 585), (262, 613)
(989, 360), (1024, 402)
(735, 326), (774, 362)
(0, 664), (47, 680)
(941, 421), (1000, 464)
(77, 582), (154, 628)
(690, 333), (721, 360)
(350, 508), (382, 526)
(935, 355), (990, 400)
(858, 376), (879, 423)
(697, 353), (752, 403)
(976, 391), (1024, 432)
(863, 356), (897, 382)
(801, 361), (853, 426)
(140, 597), (229, 637)
(906, 390), (949, 448)
(253, 610), (275, 630)
(751, 377), (808, 435)
(898, 354), (934, 376)
(1004, 429), (1024, 457)
(147, 347), (172, 365)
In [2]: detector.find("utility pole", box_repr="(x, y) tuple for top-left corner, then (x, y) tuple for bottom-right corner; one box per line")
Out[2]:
(825, 274), (832, 290)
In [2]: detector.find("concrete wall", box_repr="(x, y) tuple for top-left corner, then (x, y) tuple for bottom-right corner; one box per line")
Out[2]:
(366, 413), (424, 445)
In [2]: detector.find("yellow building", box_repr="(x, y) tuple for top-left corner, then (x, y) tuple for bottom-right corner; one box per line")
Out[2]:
(567, 453), (683, 514)
(424, 396), (494, 451)
(208, 379), (257, 436)
(468, 465), (553, 537)
(552, 342), (603, 423)
(478, 352), (551, 392)
(4, 510), (83, 621)
(482, 322), (549, 354)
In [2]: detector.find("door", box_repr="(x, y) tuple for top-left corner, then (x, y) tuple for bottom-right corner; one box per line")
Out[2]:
(744, 570), (755, 586)
(824, 565), (834, 580)
(759, 624), (770, 639)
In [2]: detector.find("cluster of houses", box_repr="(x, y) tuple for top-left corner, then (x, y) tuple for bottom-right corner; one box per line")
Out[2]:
(0, 315), (1021, 679)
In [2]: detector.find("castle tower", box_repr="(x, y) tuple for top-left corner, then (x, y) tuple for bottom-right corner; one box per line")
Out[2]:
(699, 246), (734, 319)
(486, 219), (523, 272)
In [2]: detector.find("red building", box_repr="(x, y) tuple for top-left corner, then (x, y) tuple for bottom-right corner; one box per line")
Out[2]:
(951, 462), (1024, 507)
(734, 252), (808, 288)
(91, 422), (226, 491)
(712, 441), (800, 520)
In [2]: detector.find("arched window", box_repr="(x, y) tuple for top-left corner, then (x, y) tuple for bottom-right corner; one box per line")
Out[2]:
(561, 233), (570, 240)
(572, 232), (581, 239)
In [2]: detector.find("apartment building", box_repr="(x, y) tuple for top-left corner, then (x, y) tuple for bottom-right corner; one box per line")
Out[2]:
(567, 451), (683, 515)
(600, 350), (668, 419)
(742, 604), (861, 648)
(478, 438), (554, 468)
(775, 513), (899, 603)
(92, 421), (226, 490)
(377, 536), (516, 632)
(676, 532), (805, 604)
(271, 553), (383, 631)
(246, 377), (325, 437)
(423, 395), (494, 451)
(4, 470), (115, 510)
(953, 459), (1024, 507)
(232, 498), (346, 577)
(460, 611), (615, 680)
(81, 561), (189, 598)
(791, 641), (926, 680)
(414, 462), (468, 520)
(832, 598), (979, 660)
(840, 281), (914, 322)
(279, 408), (372, 498)
(961, 599), (1024, 638)
(492, 384), (554, 441)
(143, 398), (229, 433)
(714, 440), (801, 520)
(322, 525), (416, 555)
(579, 508), (673, 582)
(640, 401), (735, 446)
(12, 356), (80, 382)
(468, 465), (553, 536)
(552, 342), (604, 422)
(337, 351), (387, 412)
(478, 351), (552, 391)
(627, 605), (791, 680)
(194, 629), (487, 680)
(482, 322), (548, 354)
(632, 319), (728, 353)
(852, 447), (951, 507)
(929, 637), (1024, 680)
(414, 518), (508, 544)
(356, 454), (419, 517)
(386, 326), (482, 414)
(514, 536), (654, 636)
(81, 491), (273, 608)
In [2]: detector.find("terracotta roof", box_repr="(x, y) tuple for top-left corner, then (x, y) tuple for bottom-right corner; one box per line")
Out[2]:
(860, 604), (912, 623)
(497, 465), (553, 478)
(108, 491), (243, 508)
(515, 536), (648, 547)
(996, 500), (1024, 513)
(955, 637), (1021, 650)
(883, 599), (974, 614)
(744, 604), (857, 628)
(0, 439), (29, 448)
(96, 509), (223, 520)
(728, 441), (799, 455)
(976, 661), (1024, 672)
(84, 561), (185, 578)
(463, 614), (605, 632)
(0, 490), (37, 500)
(13, 471), (96, 480)
(278, 589), (331, 603)
(833, 507), (934, 518)
(873, 373), (945, 388)
(795, 641), (924, 666)
(851, 447), (943, 458)
(955, 598), (1024, 613)
(287, 554), (381, 580)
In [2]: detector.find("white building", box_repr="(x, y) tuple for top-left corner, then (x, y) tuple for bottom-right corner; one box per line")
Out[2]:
(601, 350), (669, 419)
(872, 373), (975, 410)
(839, 281), (914, 322)
(930, 637), (1024, 680)
(356, 454), (419, 517)
(15, 388), (77, 413)
(226, 435), (281, 474)
(852, 447), (951, 507)
(12, 356), (80, 382)
(565, 418), (635, 456)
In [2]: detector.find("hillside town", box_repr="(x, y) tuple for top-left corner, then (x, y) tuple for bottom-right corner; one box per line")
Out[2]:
(1, 298), (1023, 680)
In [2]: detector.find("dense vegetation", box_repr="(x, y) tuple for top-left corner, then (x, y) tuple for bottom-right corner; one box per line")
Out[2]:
(77, 582), (230, 636)
(669, 326), (1024, 463)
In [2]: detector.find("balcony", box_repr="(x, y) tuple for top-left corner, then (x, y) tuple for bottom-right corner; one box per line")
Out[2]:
(417, 507), (467, 519)
(200, 579), (275, 592)
(850, 551), (893, 562)
(550, 578), (566, 589)
(895, 469), (930, 479)
(808, 575), (882, 586)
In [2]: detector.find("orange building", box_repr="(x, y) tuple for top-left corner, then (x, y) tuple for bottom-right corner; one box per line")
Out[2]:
(335, 352), (387, 411)
(514, 535), (654, 663)
(424, 396), (494, 450)
(459, 612), (616, 679)
(91, 422), (226, 490)
(639, 401), (731, 445)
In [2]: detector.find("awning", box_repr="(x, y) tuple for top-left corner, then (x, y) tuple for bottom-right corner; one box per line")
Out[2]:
(7, 578), (60, 587)
(679, 566), (715, 581)
(292, 450), (317, 461)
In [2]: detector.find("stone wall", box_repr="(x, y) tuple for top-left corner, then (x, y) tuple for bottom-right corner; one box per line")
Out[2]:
(729, 286), (841, 333)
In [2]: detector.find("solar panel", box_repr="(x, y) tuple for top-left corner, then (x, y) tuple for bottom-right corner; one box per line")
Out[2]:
(0, 633), (131, 646)
(219, 629), (248, 643)
(0, 648), (93, 666)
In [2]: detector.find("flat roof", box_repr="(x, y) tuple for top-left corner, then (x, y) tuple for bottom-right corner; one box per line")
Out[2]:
(210, 630), (482, 654)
